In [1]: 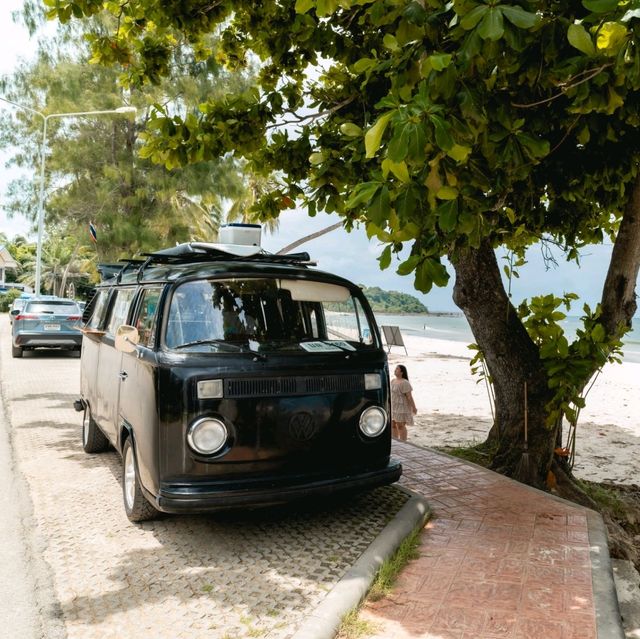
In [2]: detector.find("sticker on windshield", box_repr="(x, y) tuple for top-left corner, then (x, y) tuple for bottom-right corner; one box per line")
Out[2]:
(326, 340), (356, 351)
(299, 341), (343, 353)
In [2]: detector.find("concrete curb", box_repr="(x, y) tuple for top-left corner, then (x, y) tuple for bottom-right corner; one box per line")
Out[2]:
(291, 489), (431, 639)
(588, 510), (626, 639)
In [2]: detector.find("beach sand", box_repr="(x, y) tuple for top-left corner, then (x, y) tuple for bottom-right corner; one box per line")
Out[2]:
(388, 333), (640, 485)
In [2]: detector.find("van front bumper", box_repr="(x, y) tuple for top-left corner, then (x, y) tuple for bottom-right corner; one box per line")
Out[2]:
(153, 461), (402, 513)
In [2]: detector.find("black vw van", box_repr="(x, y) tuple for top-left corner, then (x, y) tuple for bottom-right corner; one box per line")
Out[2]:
(76, 238), (401, 522)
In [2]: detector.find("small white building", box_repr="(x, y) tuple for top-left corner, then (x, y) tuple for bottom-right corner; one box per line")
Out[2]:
(0, 245), (18, 287)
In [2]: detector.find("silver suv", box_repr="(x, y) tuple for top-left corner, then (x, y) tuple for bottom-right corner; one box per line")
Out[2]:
(11, 297), (83, 358)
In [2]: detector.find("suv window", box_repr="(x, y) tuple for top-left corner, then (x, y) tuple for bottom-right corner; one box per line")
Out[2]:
(24, 301), (80, 315)
(106, 289), (136, 336)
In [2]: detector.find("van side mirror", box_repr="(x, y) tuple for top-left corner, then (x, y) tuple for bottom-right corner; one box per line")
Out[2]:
(115, 325), (140, 353)
(10, 309), (19, 316)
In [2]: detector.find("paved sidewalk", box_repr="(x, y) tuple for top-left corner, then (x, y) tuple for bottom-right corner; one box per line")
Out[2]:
(361, 441), (623, 639)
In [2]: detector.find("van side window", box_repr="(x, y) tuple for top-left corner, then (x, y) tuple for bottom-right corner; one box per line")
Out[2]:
(135, 288), (162, 348)
(85, 290), (110, 330)
(106, 289), (136, 336)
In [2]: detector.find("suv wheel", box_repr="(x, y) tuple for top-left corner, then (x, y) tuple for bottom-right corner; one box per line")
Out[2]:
(82, 408), (110, 453)
(122, 438), (159, 523)
(11, 344), (23, 358)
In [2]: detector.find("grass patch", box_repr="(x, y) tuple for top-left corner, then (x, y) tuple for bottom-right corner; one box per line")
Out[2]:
(336, 522), (426, 638)
(367, 526), (422, 601)
(578, 480), (630, 520)
(336, 608), (379, 639)
(436, 441), (496, 468)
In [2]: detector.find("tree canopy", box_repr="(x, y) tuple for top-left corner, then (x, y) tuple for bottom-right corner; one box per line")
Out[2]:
(44, 0), (640, 492)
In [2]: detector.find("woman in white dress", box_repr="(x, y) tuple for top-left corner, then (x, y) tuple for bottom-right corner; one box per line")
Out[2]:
(390, 364), (417, 441)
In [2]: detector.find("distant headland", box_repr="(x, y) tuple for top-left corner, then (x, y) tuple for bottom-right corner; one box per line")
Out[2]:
(360, 286), (462, 317)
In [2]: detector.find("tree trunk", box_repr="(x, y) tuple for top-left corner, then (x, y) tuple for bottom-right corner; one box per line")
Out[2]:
(448, 174), (640, 491)
(449, 240), (557, 488)
(599, 173), (640, 338)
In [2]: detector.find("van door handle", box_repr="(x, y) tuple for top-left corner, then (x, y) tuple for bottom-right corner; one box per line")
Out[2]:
(118, 371), (128, 381)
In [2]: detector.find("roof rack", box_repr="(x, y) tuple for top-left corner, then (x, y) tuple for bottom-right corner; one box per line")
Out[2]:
(97, 260), (145, 283)
(99, 243), (316, 283)
(140, 242), (314, 265)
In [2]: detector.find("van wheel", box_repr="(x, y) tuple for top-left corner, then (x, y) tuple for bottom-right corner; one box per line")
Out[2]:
(11, 344), (23, 358)
(122, 438), (159, 523)
(82, 408), (109, 453)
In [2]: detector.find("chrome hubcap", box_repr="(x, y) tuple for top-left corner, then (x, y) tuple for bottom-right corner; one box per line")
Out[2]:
(124, 446), (136, 510)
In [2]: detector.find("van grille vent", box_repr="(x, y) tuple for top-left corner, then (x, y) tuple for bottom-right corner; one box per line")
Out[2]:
(225, 375), (364, 398)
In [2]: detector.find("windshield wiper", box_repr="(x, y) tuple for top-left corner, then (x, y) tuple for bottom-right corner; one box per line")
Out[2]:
(173, 339), (267, 360)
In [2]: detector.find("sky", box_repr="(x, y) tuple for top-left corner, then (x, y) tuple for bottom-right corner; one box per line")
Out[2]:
(0, 1), (616, 313)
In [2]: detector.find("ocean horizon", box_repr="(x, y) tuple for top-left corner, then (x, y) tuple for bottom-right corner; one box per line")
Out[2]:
(373, 312), (640, 365)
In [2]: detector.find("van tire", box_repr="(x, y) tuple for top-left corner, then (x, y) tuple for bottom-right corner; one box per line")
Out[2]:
(82, 409), (109, 453)
(11, 344), (23, 358)
(122, 437), (159, 523)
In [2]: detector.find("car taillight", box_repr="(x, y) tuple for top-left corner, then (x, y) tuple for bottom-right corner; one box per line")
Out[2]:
(15, 314), (39, 320)
(67, 315), (81, 320)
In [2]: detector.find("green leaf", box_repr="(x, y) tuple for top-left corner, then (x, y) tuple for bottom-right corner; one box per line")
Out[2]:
(383, 33), (399, 50)
(397, 254), (421, 276)
(365, 112), (393, 158)
(478, 8), (504, 40)
(460, 5), (488, 30)
(447, 144), (471, 162)
(436, 185), (459, 200)
(500, 5), (539, 29)
(378, 244), (392, 270)
(316, 0), (338, 17)
(383, 159), (411, 183)
(582, 0), (618, 12)
(429, 53), (453, 71)
(340, 122), (363, 137)
(345, 182), (381, 209)
(309, 152), (325, 165)
(597, 22), (628, 52)
(369, 185), (390, 225)
(430, 115), (454, 151)
(592, 323), (606, 342)
(353, 57), (377, 73)
(568, 23), (595, 56)
(395, 185), (418, 219)
(295, 0), (315, 13)
(438, 199), (459, 231)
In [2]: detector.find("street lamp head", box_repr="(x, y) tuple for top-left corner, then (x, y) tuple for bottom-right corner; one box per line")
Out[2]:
(115, 106), (137, 115)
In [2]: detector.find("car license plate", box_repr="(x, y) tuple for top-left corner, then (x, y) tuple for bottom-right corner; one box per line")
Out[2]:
(44, 324), (61, 331)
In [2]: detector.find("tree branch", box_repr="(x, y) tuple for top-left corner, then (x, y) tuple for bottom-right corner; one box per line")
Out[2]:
(511, 65), (612, 109)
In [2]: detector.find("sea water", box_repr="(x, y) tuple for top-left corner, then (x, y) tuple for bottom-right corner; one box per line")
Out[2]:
(374, 312), (640, 364)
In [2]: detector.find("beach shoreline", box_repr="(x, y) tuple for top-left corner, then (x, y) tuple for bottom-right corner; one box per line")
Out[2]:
(388, 333), (640, 485)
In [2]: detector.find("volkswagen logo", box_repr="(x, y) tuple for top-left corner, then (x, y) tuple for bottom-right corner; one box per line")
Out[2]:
(289, 412), (318, 441)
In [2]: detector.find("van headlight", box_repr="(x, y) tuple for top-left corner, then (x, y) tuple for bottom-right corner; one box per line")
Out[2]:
(359, 406), (387, 437)
(187, 417), (228, 455)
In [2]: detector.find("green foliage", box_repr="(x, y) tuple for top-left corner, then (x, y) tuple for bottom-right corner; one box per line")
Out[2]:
(361, 286), (428, 313)
(43, 0), (640, 291)
(0, 288), (22, 312)
(0, 8), (256, 268)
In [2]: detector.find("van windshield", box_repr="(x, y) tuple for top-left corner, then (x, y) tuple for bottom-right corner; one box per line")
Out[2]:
(165, 278), (377, 353)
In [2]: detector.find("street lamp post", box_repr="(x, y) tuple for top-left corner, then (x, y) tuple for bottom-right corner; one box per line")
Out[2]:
(0, 97), (136, 296)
